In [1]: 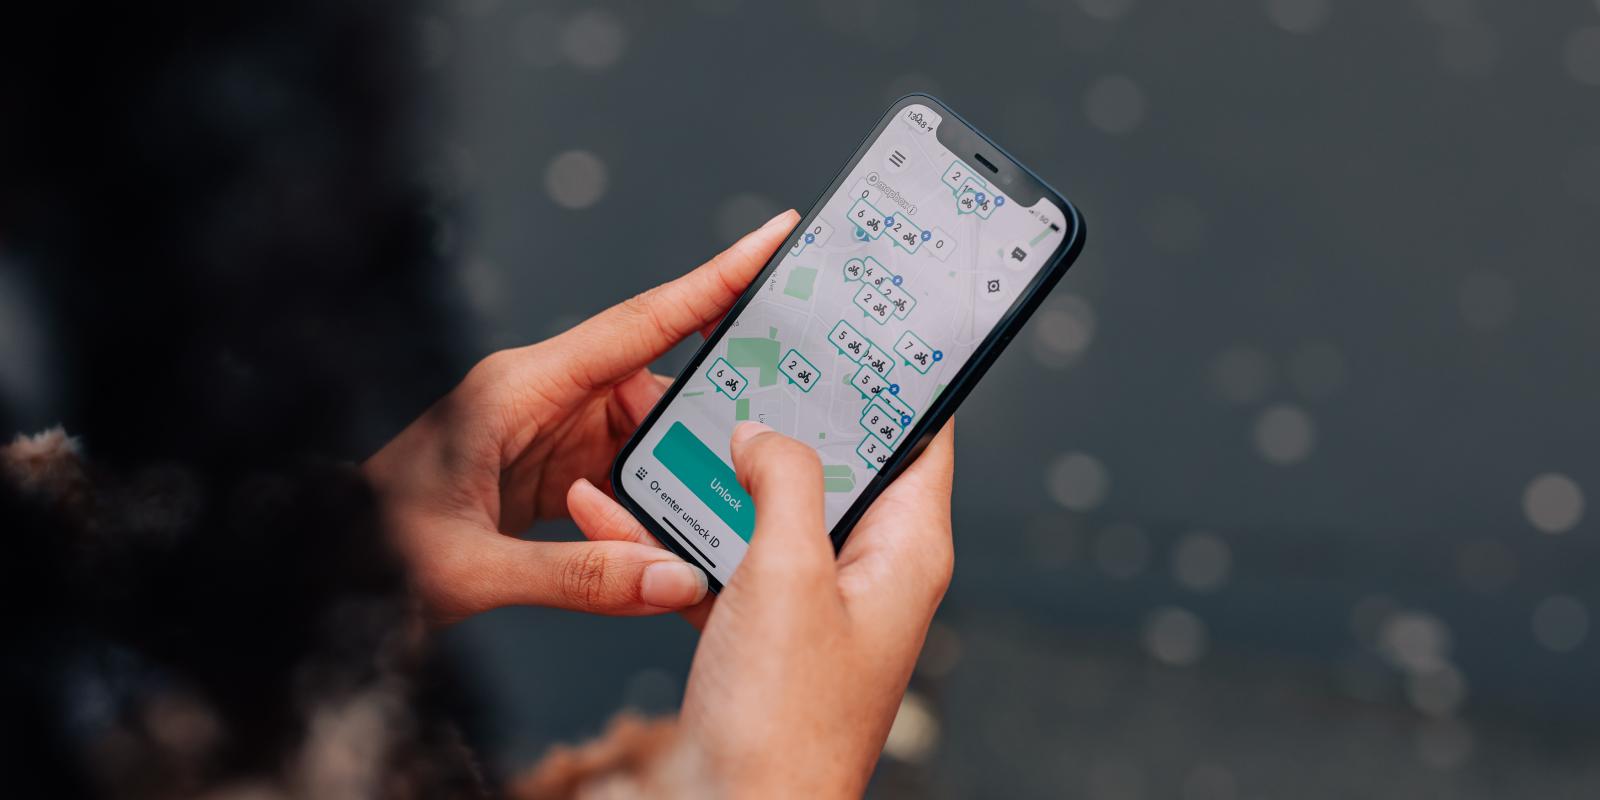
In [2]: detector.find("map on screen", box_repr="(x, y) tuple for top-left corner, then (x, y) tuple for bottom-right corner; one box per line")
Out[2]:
(621, 103), (1069, 584)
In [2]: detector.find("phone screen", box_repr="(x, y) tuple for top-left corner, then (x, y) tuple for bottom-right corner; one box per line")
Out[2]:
(620, 101), (1071, 585)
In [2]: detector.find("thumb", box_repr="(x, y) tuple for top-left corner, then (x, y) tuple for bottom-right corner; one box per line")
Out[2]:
(456, 536), (709, 618)
(728, 422), (834, 584)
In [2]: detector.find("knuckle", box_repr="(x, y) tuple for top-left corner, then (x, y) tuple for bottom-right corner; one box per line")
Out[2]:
(560, 549), (614, 608)
(465, 349), (515, 392)
(620, 289), (676, 341)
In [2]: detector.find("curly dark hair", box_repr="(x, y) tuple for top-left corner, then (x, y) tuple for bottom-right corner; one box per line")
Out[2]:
(1, 2), (484, 796)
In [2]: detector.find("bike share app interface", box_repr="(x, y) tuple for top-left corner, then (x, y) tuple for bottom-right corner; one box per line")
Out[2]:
(624, 104), (1067, 584)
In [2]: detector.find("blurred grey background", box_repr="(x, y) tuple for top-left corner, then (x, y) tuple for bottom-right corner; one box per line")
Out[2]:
(421, 1), (1600, 797)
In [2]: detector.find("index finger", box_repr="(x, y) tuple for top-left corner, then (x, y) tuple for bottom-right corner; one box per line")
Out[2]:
(551, 210), (798, 391)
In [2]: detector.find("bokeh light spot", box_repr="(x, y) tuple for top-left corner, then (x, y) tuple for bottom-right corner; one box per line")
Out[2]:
(1531, 595), (1589, 653)
(544, 150), (608, 210)
(882, 690), (940, 763)
(1047, 451), (1110, 511)
(1252, 404), (1316, 465)
(1171, 531), (1231, 592)
(1030, 295), (1096, 368)
(1380, 611), (1452, 674)
(1564, 27), (1600, 85)
(1209, 346), (1275, 405)
(1522, 473), (1584, 534)
(1143, 606), (1209, 666)
(561, 9), (627, 71)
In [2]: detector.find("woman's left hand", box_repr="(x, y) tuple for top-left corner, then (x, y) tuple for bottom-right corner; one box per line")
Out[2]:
(363, 210), (798, 624)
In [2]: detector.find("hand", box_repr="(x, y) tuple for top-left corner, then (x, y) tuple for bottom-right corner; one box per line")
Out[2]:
(571, 421), (956, 796)
(363, 210), (800, 624)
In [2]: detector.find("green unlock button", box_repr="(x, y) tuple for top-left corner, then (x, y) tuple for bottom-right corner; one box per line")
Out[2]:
(653, 422), (755, 542)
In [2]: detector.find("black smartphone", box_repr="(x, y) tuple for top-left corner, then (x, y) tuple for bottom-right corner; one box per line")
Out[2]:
(611, 94), (1085, 591)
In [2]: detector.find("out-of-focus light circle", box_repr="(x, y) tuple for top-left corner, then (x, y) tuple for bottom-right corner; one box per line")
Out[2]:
(1415, 718), (1475, 771)
(1380, 611), (1452, 674)
(1209, 346), (1275, 405)
(1182, 763), (1238, 800)
(1457, 271), (1514, 330)
(1171, 531), (1231, 592)
(460, 258), (502, 316)
(1077, 0), (1136, 22)
(1266, 0), (1329, 34)
(1252, 404), (1315, 465)
(1084, 75), (1147, 135)
(1047, 451), (1110, 511)
(1564, 27), (1600, 85)
(1531, 595), (1589, 653)
(1095, 523), (1149, 579)
(882, 690), (940, 763)
(1522, 473), (1584, 534)
(1406, 663), (1467, 716)
(713, 192), (779, 244)
(1031, 295), (1096, 368)
(544, 150), (608, 209)
(1143, 606), (1209, 666)
(561, 10), (626, 70)
(1288, 340), (1346, 398)
(1436, 24), (1499, 77)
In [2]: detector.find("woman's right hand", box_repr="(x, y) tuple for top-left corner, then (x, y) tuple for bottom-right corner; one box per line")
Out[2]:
(677, 420), (956, 797)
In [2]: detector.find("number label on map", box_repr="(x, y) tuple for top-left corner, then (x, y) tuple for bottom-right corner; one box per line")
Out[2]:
(856, 433), (893, 471)
(890, 289), (917, 320)
(829, 320), (870, 363)
(853, 284), (894, 325)
(705, 357), (748, 400)
(788, 217), (834, 256)
(865, 343), (894, 379)
(877, 388), (915, 421)
(847, 198), (886, 239)
(860, 401), (906, 447)
(926, 227), (954, 261)
(941, 161), (978, 195)
(778, 349), (821, 392)
(886, 214), (923, 254)
(850, 363), (890, 399)
(895, 330), (936, 374)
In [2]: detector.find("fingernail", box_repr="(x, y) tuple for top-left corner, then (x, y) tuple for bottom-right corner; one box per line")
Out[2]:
(641, 561), (708, 607)
(761, 209), (797, 230)
(732, 421), (773, 445)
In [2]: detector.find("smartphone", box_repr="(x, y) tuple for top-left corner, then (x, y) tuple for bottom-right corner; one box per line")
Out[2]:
(611, 94), (1085, 590)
